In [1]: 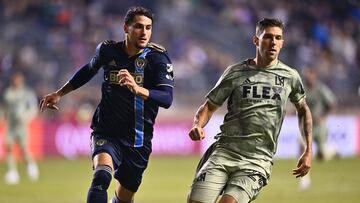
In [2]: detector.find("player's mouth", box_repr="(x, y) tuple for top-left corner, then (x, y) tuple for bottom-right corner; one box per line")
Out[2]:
(269, 49), (277, 54)
(139, 38), (147, 43)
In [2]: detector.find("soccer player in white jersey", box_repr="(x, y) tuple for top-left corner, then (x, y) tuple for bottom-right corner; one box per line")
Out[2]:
(3, 71), (39, 184)
(298, 67), (337, 190)
(187, 18), (313, 203)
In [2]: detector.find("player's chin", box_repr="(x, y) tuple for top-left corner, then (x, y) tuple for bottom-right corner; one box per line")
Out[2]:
(267, 54), (278, 61)
(135, 42), (148, 49)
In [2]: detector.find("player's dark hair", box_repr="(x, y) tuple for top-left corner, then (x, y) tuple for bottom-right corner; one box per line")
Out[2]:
(124, 6), (154, 25)
(256, 18), (284, 36)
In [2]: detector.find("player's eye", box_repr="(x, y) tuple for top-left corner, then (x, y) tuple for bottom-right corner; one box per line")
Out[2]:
(263, 34), (273, 40)
(275, 35), (283, 40)
(263, 34), (283, 41)
(133, 24), (144, 29)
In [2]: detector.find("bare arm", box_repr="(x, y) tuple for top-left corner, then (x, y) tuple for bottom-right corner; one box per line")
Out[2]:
(39, 82), (74, 112)
(293, 98), (313, 178)
(188, 100), (219, 141)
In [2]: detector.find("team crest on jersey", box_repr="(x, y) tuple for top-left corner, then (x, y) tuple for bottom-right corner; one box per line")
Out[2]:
(275, 75), (285, 86)
(196, 172), (206, 182)
(135, 57), (147, 69)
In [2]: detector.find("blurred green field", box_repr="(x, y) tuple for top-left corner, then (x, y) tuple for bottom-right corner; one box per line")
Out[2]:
(1, 156), (359, 203)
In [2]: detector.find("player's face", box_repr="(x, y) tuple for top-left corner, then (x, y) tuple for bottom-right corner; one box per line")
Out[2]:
(12, 73), (24, 88)
(304, 69), (316, 87)
(255, 26), (284, 61)
(125, 15), (152, 49)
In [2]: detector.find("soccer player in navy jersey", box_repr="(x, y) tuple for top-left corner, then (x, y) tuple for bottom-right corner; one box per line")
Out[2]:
(40, 7), (174, 203)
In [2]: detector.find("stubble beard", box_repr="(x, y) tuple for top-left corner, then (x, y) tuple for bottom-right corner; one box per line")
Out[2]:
(135, 41), (147, 49)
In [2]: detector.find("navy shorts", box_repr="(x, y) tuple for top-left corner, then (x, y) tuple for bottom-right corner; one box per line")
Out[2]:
(90, 133), (152, 192)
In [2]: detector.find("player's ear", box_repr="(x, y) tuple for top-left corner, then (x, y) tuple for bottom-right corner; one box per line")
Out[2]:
(253, 36), (259, 46)
(124, 24), (129, 34)
(279, 38), (284, 49)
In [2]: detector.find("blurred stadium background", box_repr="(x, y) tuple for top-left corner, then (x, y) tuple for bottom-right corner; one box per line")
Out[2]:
(0, 0), (359, 202)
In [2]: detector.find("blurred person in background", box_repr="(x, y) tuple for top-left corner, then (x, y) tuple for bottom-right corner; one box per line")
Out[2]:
(187, 18), (313, 203)
(298, 66), (337, 190)
(3, 71), (39, 185)
(39, 6), (174, 203)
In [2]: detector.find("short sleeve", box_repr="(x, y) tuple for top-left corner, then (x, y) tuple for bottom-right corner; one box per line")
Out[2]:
(89, 41), (113, 71)
(289, 70), (306, 104)
(321, 84), (336, 107)
(206, 65), (234, 106)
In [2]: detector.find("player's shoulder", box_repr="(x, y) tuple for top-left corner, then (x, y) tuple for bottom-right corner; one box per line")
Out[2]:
(233, 60), (249, 69)
(23, 86), (34, 93)
(97, 40), (118, 50)
(95, 40), (121, 58)
(317, 82), (332, 92)
(277, 60), (301, 77)
(146, 42), (171, 63)
(225, 60), (249, 73)
(147, 42), (167, 53)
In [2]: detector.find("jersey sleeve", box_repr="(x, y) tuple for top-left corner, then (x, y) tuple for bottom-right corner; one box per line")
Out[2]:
(206, 65), (235, 106)
(24, 89), (38, 120)
(69, 41), (113, 89)
(289, 70), (306, 104)
(150, 51), (174, 88)
(89, 40), (113, 71)
(321, 84), (336, 108)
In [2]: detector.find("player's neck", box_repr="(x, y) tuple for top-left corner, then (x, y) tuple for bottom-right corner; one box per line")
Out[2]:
(12, 84), (23, 90)
(307, 82), (316, 89)
(124, 40), (143, 57)
(253, 56), (278, 68)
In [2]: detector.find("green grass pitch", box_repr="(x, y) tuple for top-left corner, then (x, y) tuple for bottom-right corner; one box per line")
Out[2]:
(0, 156), (359, 203)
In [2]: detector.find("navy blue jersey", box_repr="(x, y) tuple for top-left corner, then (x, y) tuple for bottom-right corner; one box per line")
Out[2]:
(71, 40), (174, 147)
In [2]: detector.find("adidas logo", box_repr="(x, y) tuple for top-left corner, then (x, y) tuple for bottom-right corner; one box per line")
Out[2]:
(108, 60), (116, 66)
(243, 78), (252, 84)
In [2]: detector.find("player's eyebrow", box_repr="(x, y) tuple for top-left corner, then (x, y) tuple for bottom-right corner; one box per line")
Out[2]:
(263, 33), (283, 39)
(133, 23), (152, 28)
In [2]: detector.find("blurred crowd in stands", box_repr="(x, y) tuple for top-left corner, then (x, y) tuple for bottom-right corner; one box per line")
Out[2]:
(0, 0), (359, 120)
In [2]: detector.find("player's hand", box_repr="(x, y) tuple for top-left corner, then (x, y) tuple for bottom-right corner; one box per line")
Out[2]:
(39, 92), (61, 112)
(189, 125), (205, 141)
(117, 69), (139, 94)
(293, 151), (312, 178)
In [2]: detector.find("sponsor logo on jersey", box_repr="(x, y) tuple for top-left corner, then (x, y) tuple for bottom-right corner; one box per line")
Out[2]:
(132, 73), (144, 85)
(242, 85), (282, 100)
(107, 70), (144, 85)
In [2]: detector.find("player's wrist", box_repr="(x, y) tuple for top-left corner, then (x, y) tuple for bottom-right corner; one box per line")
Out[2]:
(304, 147), (312, 154)
(134, 86), (149, 99)
(55, 90), (63, 97)
(192, 123), (201, 129)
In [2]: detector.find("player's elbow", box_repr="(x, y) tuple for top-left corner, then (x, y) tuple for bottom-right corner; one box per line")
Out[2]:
(161, 94), (172, 109)
(149, 87), (173, 109)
